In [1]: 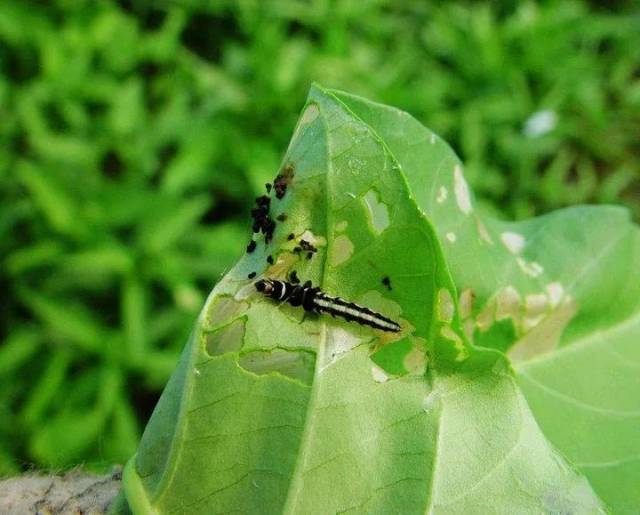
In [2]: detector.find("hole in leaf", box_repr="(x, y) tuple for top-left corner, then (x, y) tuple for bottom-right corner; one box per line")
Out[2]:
(370, 338), (416, 376)
(205, 317), (246, 356)
(238, 349), (315, 386)
(204, 296), (248, 329)
(362, 189), (389, 233)
(330, 235), (354, 267)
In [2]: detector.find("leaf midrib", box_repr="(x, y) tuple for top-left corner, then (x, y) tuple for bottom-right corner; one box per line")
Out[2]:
(282, 93), (332, 513)
(281, 85), (449, 513)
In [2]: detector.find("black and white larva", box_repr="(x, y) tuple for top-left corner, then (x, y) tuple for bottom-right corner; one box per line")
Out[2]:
(255, 278), (401, 333)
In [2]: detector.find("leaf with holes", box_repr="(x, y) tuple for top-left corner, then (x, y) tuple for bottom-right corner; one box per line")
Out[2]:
(333, 89), (640, 513)
(122, 85), (611, 513)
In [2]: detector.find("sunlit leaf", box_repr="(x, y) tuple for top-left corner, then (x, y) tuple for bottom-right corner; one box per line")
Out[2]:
(123, 86), (607, 513)
(333, 89), (640, 513)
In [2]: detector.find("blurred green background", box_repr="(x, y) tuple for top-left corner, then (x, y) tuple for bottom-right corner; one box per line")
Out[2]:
(1, 0), (638, 474)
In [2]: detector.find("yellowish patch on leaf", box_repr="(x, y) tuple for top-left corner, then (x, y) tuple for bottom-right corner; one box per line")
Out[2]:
(475, 216), (494, 245)
(204, 318), (246, 356)
(371, 364), (391, 383)
(459, 288), (475, 319)
(453, 164), (472, 215)
(525, 293), (548, 316)
(440, 325), (469, 362)
(472, 281), (575, 362)
(404, 340), (427, 375)
(508, 296), (577, 363)
(523, 293), (548, 331)
(495, 286), (521, 321)
(265, 252), (298, 279)
(363, 189), (390, 233)
(500, 232), (525, 254)
(476, 296), (496, 332)
(330, 234), (354, 266)
(546, 282), (564, 308)
(463, 318), (475, 340)
(335, 220), (348, 232)
(299, 103), (319, 125)
(205, 296), (249, 329)
(437, 288), (455, 322)
(299, 229), (327, 248)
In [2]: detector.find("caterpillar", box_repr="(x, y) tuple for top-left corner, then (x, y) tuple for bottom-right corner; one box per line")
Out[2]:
(255, 278), (401, 333)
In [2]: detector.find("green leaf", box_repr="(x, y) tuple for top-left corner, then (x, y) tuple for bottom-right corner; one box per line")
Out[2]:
(18, 289), (105, 353)
(16, 160), (78, 236)
(332, 90), (640, 513)
(122, 85), (610, 512)
(138, 194), (211, 254)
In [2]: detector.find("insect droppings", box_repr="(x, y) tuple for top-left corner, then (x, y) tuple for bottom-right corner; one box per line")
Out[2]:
(276, 213), (288, 222)
(248, 272), (256, 279)
(274, 163), (295, 199)
(247, 240), (257, 253)
(299, 239), (317, 253)
(250, 195), (276, 242)
(382, 276), (392, 290)
(287, 233), (295, 241)
(255, 278), (401, 333)
(267, 255), (274, 264)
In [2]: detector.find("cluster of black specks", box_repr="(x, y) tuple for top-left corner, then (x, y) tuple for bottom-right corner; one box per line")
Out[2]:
(245, 167), (296, 256)
(299, 239), (317, 253)
(289, 270), (300, 284)
(293, 239), (317, 260)
(274, 163), (295, 199)
(382, 276), (392, 290)
(251, 195), (276, 243)
(246, 169), (296, 253)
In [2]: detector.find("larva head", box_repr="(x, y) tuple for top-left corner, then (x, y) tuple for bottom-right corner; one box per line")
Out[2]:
(254, 279), (274, 295)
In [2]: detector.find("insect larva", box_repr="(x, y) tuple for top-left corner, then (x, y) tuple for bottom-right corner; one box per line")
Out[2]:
(255, 279), (401, 333)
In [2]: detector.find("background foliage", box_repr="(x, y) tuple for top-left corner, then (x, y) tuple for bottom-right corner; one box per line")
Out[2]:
(0, 0), (638, 473)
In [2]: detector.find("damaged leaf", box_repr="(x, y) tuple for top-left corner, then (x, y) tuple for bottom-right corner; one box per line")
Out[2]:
(122, 86), (612, 513)
(334, 89), (640, 513)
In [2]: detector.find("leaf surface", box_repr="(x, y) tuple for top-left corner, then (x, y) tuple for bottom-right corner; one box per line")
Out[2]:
(332, 90), (640, 513)
(123, 86), (608, 513)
